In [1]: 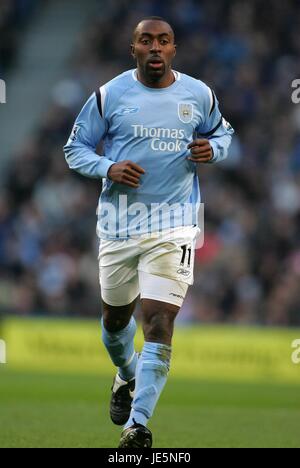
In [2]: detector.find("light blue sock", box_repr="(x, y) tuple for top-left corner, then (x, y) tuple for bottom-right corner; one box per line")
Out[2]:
(124, 342), (172, 428)
(101, 316), (138, 382)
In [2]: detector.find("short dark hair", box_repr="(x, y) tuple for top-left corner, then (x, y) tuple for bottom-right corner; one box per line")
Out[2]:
(141, 16), (168, 23)
(132, 17), (175, 42)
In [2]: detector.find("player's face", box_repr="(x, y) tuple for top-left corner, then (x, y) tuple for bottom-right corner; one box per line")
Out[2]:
(131, 21), (176, 82)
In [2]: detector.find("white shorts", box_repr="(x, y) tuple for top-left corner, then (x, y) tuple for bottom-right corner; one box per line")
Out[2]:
(98, 226), (200, 308)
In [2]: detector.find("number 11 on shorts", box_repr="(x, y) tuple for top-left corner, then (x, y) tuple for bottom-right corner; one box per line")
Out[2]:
(180, 245), (192, 268)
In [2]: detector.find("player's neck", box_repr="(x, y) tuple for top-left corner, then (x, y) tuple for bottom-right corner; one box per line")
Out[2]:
(137, 69), (175, 89)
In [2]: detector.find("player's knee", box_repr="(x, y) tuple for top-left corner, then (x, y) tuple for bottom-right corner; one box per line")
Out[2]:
(142, 303), (179, 344)
(102, 311), (129, 333)
(102, 315), (127, 333)
(102, 301), (135, 333)
(143, 316), (173, 344)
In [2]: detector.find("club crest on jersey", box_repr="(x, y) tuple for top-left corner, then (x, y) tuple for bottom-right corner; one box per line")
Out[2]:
(178, 103), (193, 124)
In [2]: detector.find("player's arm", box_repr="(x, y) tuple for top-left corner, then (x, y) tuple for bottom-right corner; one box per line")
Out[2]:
(188, 88), (234, 164)
(64, 92), (145, 188)
(64, 92), (115, 179)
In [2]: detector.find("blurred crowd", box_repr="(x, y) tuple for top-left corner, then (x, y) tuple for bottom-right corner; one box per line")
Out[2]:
(0, 0), (37, 74)
(1, 0), (300, 325)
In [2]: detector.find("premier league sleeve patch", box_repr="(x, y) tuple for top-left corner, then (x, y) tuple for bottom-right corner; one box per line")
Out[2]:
(70, 124), (80, 142)
(222, 117), (233, 131)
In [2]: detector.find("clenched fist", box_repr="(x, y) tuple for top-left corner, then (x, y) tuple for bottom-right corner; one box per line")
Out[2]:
(187, 139), (213, 163)
(107, 160), (146, 188)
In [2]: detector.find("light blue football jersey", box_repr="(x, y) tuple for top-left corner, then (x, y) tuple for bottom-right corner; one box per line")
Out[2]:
(64, 69), (234, 239)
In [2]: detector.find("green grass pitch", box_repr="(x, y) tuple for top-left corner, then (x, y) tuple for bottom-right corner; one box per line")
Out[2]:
(0, 369), (300, 448)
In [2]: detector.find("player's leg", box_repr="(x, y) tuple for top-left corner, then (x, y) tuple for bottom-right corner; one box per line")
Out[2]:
(101, 296), (139, 426)
(119, 273), (188, 448)
(118, 227), (196, 447)
(101, 295), (138, 382)
(99, 239), (140, 425)
(125, 297), (179, 424)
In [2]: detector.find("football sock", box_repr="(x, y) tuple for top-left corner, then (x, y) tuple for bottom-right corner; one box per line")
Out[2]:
(101, 316), (138, 382)
(124, 341), (172, 428)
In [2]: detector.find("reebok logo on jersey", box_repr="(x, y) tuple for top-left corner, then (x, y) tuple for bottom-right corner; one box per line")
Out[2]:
(120, 107), (140, 115)
(132, 124), (186, 153)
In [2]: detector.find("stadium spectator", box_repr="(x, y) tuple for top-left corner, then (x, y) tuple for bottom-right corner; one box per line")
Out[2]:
(1, 0), (300, 325)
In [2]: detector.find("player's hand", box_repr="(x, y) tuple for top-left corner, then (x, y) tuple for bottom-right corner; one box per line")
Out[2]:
(107, 160), (146, 188)
(187, 139), (213, 163)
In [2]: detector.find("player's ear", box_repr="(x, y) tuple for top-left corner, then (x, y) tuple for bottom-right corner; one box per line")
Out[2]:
(131, 44), (136, 59)
(173, 44), (177, 58)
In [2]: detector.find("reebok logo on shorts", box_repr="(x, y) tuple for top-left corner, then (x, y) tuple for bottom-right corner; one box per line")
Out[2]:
(177, 268), (191, 277)
(169, 293), (184, 300)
